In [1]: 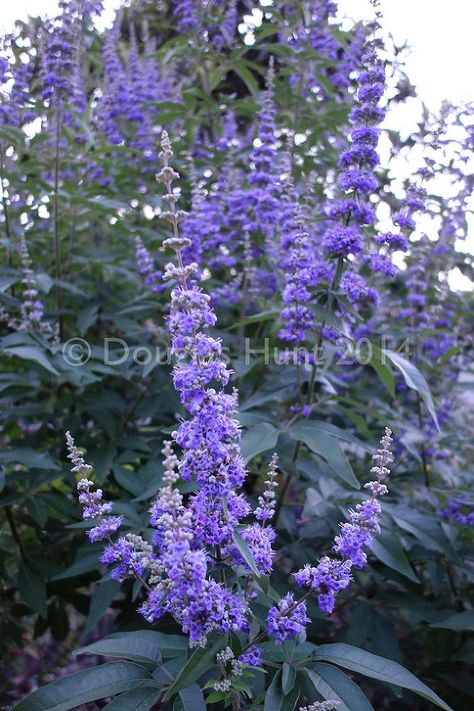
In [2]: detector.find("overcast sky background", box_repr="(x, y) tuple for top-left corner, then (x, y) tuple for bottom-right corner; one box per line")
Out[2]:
(1, 0), (473, 287)
(2, 0), (473, 109)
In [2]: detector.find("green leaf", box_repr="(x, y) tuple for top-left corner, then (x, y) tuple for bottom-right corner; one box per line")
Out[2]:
(313, 643), (453, 710)
(12, 662), (152, 711)
(83, 580), (121, 635)
(163, 636), (225, 700)
(264, 671), (299, 711)
(75, 632), (162, 666)
(289, 423), (359, 488)
(179, 684), (206, 711)
(382, 504), (456, 557)
(368, 346), (395, 397)
(232, 60), (259, 94)
(52, 551), (101, 580)
(304, 420), (370, 450)
(18, 563), (48, 618)
(241, 423), (279, 462)
(3, 345), (60, 375)
(384, 350), (438, 429)
(430, 610), (474, 631)
(229, 310), (279, 329)
(233, 530), (261, 577)
(0, 447), (60, 470)
(282, 663), (296, 695)
(300, 664), (375, 711)
(26, 496), (49, 526)
(369, 534), (420, 583)
(103, 630), (188, 659)
(101, 686), (161, 711)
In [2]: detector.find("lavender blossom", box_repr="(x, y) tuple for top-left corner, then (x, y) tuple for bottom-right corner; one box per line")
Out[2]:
(18, 235), (51, 334)
(172, 0), (201, 34)
(267, 593), (308, 643)
(294, 428), (393, 614)
(135, 236), (164, 293)
(238, 645), (262, 667)
(158, 131), (251, 547)
(441, 498), (474, 528)
(66, 431), (123, 542)
(255, 454), (279, 522)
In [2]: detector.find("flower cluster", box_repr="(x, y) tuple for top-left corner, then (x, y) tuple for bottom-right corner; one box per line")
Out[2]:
(135, 236), (164, 293)
(98, 16), (171, 172)
(67, 431), (123, 542)
(293, 427), (393, 614)
(299, 702), (341, 711)
(441, 497), (474, 528)
(17, 235), (51, 334)
(320, 9), (386, 307)
(255, 453), (279, 522)
(267, 593), (308, 644)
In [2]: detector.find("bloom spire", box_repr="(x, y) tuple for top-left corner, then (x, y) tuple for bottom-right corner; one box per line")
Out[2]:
(292, 427), (393, 616)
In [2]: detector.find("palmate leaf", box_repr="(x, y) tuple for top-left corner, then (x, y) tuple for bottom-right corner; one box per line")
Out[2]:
(312, 643), (453, 710)
(12, 662), (153, 711)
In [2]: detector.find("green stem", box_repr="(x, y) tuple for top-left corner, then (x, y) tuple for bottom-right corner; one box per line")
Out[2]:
(0, 139), (12, 264)
(53, 106), (63, 339)
(273, 256), (345, 525)
(6, 506), (25, 559)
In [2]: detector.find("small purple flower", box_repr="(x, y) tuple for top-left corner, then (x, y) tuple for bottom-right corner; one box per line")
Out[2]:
(267, 593), (308, 643)
(238, 645), (262, 667)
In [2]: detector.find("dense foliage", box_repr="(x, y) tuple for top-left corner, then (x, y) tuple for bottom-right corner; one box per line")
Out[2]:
(0, 1), (473, 709)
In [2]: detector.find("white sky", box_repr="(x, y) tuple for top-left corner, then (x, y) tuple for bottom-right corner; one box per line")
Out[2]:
(1, 0), (473, 110)
(1, 0), (473, 288)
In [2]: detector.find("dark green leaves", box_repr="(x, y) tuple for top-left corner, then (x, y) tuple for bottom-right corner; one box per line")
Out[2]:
(233, 529), (261, 576)
(264, 670), (300, 711)
(101, 686), (161, 711)
(312, 643), (453, 710)
(369, 534), (420, 583)
(76, 630), (187, 663)
(301, 663), (375, 711)
(75, 632), (163, 666)
(384, 350), (438, 428)
(430, 610), (474, 631)
(12, 662), (153, 711)
(163, 636), (225, 701)
(241, 422), (279, 462)
(179, 684), (207, 711)
(289, 421), (359, 488)
(17, 563), (48, 618)
(83, 579), (121, 635)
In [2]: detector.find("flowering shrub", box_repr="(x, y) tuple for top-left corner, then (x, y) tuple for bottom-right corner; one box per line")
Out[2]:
(0, 1), (473, 710)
